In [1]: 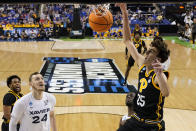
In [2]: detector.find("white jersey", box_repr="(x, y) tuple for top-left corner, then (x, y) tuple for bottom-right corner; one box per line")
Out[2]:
(10, 92), (56, 131)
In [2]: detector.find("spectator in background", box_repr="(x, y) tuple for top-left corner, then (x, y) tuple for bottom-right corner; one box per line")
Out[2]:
(37, 28), (47, 40)
(5, 31), (12, 41)
(12, 30), (20, 41)
(133, 24), (142, 37)
(0, 34), (6, 41)
(185, 17), (193, 27)
(183, 11), (193, 23)
(153, 27), (159, 36)
(184, 23), (192, 41)
(21, 30), (28, 41)
(66, 19), (72, 35)
(177, 23), (185, 40)
(193, 8), (196, 18)
(46, 28), (52, 39)
(192, 18), (196, 46)
(29, 29), (37, 41)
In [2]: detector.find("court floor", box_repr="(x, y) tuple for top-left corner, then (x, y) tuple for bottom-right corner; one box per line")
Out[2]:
(0, 39), (196, 131)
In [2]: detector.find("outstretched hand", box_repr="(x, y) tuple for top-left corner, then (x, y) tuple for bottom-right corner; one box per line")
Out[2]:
(152, 59), (163, 75)
(115, 3), (127, 12)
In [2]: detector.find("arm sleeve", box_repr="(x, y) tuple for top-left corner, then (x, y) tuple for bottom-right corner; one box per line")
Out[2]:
(9, 99), (25, 131)
(3, 93), (16, 106)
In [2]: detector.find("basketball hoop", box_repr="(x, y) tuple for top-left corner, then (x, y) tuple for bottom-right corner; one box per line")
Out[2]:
(88, 3), (113, 32)
(88, 4), (110, 16)
(74, 4), (80, 8)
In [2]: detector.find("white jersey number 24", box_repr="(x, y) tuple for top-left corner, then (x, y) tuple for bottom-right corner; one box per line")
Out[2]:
(32, 114), (47, 124)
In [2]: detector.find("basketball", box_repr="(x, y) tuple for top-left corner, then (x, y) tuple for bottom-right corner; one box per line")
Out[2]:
(89, 8), (113, 32)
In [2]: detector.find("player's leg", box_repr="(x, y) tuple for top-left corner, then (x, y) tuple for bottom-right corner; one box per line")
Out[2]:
(17, 124), (20, 131)
(125, 47), (128, 59)
(1, 122), (9, 131)
(124, 65), (131, 85)
(192, 32), (195, 44)
(123, 56), (135, 85)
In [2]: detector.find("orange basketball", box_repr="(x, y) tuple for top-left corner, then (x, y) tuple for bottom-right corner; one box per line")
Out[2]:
(89, 9), (113, 32)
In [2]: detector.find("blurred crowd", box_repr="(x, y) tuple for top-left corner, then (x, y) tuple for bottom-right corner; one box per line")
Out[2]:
(93, 25), (159, 39)
(177, 9), (196, 44)
(0, 3), (196, 42)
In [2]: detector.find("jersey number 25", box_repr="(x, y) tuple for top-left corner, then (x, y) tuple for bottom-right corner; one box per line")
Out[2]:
(137, 94), (145, 107)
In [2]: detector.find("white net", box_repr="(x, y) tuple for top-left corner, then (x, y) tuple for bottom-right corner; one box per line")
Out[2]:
(88, 4), (110, 16)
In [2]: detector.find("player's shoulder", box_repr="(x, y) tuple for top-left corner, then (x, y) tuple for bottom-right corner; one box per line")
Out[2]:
(43, 92), (56, 100)
(3, 92), (16, 99)
(13, 93), (29, 107)
(43, 92), (56, 106)
(16, 92), (32, 103)
(3, 92), (16, 105)
(43, 92), (54, 97)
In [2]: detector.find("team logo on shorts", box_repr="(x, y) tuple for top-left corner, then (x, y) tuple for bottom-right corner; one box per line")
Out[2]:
(40, 57), (135, 94)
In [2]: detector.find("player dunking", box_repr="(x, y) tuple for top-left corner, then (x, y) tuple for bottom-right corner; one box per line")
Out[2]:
(116, 3), (170, 131)
(9, 72), (57, 131)
(2, 75), (23, 131)
(124, 32), (147, 85)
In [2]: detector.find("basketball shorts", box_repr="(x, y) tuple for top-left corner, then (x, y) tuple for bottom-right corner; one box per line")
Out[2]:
(117, 117), (165, 131)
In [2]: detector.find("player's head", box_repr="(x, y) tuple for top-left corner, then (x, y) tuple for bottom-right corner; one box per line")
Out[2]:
(153, 36), (163, 42)
(135, 24), (140, 29)
(134, 32), (141, 41)
(7, 75), (21, 93)
(29, 72), (45, 92)
(154, 27), (158, 31)
(125, 92), (136, 107)
(144, 39), (170, 65)
(185, 23), (190, 29)
(194, 18), (196, 23)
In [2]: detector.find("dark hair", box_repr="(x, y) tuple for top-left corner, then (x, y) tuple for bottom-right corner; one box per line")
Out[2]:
(153, 36), (163, 42)
(29, 72), (40, 82)
(7, 75), (21, 88)
(134, 32), (141, 37)
(151, 39), (170, 63)
(135, 24), (140, 28)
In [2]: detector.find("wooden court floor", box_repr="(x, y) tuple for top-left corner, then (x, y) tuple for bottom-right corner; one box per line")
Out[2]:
(0, 39), (196, 131)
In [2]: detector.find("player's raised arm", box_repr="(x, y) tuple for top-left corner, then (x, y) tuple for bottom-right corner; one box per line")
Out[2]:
(152, 59), (170, 97)
(116, 3), (131, 42)
(116, 3), (144, 67)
